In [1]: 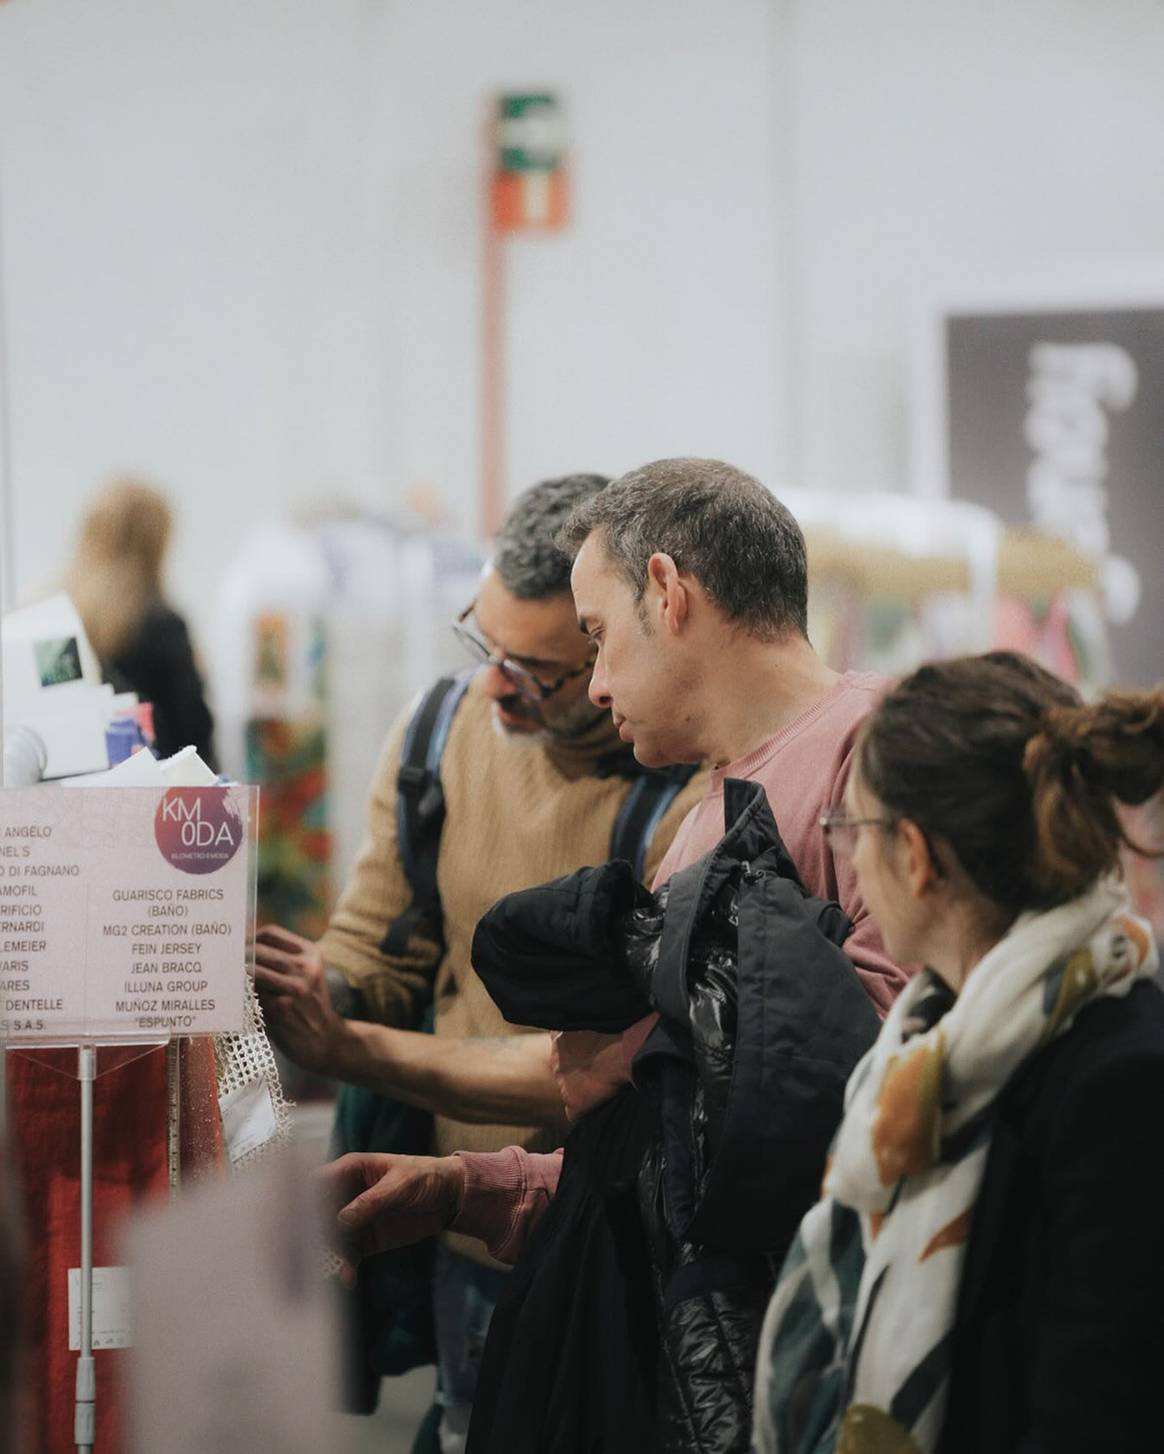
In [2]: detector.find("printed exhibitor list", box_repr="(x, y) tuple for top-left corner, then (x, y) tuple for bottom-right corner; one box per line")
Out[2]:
(0, 824), (73, 1033)
(107, 885), (231, 1032)
(0, 789), (250, 1043)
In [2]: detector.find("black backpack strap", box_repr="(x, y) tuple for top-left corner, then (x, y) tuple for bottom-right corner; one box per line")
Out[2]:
(608, 763), (699, 881)
(380, 667), (477, 956)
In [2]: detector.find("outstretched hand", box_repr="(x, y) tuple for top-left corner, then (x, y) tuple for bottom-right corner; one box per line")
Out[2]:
(318, 1151), (465, 1287)
(253, 924), (346, 1074)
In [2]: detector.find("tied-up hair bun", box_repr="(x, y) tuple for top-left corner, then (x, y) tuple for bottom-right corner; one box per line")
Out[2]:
(1066, 693), (1162, 806)
(859, 652), (1162, 914)
(1024, 688), (1164, 903)
(1023, 705), (1101, 791)
(1026, 694), (1164, 807)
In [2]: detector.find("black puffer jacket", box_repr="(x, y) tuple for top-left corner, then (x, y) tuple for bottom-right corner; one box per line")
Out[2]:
(469, 780), (881, 1454)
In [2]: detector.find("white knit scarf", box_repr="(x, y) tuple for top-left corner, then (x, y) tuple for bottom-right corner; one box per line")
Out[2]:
(754, 877), (1158, 1454)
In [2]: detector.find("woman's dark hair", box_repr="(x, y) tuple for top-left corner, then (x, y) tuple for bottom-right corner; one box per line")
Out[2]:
(858, 651), (1164, 911)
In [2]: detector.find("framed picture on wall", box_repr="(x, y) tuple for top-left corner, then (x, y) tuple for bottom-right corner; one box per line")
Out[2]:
(909, 259), (1164, 686)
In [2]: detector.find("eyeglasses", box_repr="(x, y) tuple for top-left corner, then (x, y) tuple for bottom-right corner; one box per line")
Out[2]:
(451, 603), (595, 703)
(821, 806), (947, 878)
(819, 807), (898, 857)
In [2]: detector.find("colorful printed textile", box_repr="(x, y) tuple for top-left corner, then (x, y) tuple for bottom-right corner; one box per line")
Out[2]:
(755, 877), (1157, 1454)
(245, 716), (330, 940)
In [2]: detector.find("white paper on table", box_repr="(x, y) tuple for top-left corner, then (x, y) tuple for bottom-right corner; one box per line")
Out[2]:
(219, 1079), (279, 1165)
(157, 745), (219, 787)
(68, 1266), (133, 1350)
(60, 744), (218, 788)
(61, 748), (165, 787)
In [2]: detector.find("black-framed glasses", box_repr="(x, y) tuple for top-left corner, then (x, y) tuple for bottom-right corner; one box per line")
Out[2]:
(451, 603), (594, 703)
(819, 807), (898, 857)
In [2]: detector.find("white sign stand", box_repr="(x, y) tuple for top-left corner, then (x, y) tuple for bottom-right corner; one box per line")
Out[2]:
(76, 1043), (96, 1452)
(0, 163), (14, 1430)
(69, 1040), (172, 1451)
(0, 783), (258, 1454)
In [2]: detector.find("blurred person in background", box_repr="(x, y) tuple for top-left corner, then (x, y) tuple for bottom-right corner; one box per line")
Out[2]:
(756, 652), (1164, 1454)
(65, 477), (217, 767)
(254, 472), (705, 1453)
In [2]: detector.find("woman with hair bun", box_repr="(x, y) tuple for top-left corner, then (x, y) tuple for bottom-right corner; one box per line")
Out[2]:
(756, 650), (1164, 1454)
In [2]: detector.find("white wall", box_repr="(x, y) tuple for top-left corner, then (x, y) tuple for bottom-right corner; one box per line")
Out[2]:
(786, 0), (1164, 496)
(0, 0), (384, 632)
(3, 0), (1164, 636)
(366, 0), (788, 511)
(0, 0), (787, 648)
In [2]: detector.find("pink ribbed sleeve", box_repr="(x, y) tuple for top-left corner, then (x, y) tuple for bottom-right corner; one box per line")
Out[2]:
(451, 1146), (564, 1265)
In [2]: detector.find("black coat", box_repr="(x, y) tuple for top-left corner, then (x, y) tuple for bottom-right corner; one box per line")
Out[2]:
(942, 978), (1164, 1454)
(106, 602), (216, 767)
(470, 780), (881, 1453)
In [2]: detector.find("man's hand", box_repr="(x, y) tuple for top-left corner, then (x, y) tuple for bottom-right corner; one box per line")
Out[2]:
(319, 1151), (465, 1287)
(253, 924), (348, 1076)
(550, 1029), (630, 1121)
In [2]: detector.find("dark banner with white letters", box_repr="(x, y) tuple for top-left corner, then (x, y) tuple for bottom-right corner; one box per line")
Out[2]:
(945, 308), (1164, 685)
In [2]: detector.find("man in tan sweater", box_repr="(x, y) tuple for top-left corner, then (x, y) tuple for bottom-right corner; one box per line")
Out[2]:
(254, 473), (705, 1448)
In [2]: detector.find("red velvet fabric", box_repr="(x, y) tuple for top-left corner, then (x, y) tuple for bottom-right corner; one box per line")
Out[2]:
(8, 1041), (222, 1454)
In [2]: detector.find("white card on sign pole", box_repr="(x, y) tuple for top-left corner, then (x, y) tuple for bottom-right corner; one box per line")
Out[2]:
(68, 1266), (132, 1351)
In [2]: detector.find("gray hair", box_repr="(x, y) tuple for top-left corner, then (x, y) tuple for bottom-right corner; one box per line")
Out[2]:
(492, 473), (610, 599)
(556, 457), (808, 639)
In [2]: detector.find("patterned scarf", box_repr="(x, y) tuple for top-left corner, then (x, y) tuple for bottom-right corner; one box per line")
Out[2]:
(754, 877), (1157, 1454)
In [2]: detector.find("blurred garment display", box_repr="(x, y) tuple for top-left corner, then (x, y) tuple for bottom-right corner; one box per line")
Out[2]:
(788, 491), (1107, 690)
(64, 477), (217, 769)
(246, 714), (331, 942)
(215, 512), (482, 940)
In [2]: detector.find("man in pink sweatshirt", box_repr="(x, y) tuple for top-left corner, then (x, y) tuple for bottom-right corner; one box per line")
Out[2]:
(323, 457), (909, 1279)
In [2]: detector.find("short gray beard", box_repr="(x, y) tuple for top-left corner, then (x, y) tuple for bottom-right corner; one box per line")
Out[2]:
(490, 708), (547, 748)
(490, 695), (606, 747)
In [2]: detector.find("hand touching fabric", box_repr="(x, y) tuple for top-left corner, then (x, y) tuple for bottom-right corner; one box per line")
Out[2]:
(253, 924), (347, 1073)
(319, 1152), (465, 1286)
(550, 1029), (632, 1121)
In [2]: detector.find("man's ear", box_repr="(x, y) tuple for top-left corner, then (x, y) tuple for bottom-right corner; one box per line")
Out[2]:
(899, 819), (942, 898)
(645, 552), (688, 635)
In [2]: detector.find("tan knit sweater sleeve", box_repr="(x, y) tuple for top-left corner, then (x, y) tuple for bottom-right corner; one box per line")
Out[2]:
(317, 711), (441, 1027)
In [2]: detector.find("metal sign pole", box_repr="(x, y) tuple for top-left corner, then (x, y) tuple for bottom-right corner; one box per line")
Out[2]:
(75, 1045), (97, 1453)
(0, 157), (16, 615)
(0, 156), (12, 1151)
